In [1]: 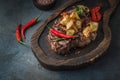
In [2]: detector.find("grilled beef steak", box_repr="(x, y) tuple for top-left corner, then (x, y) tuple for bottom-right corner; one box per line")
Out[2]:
(48, 5), (100, 55)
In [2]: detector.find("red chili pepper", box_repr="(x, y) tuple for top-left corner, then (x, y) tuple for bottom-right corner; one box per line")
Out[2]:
(50, 28), (76, 39)
(16, 24), (25, 45)
(96, 12), (102, 22)
(21, 16), (40, 39)
(94, 6), (101, 12)
(91, 6), (102, 22)
(91, 10), (97, 21)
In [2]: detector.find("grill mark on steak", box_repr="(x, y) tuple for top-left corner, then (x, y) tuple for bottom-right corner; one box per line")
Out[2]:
(53, 18), (66, 34)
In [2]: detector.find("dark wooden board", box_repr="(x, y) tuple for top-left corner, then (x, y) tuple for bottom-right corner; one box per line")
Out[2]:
(31, 0), (119, 70)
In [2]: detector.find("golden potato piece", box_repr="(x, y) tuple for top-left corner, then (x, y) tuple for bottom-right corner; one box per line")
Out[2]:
(83, 26), (91, 37)
(66, 29), (75, 36)
(60, 15), (70, 25)
(66, 19), (74, 29)
(83, 22), (99, 37)
(76, 20), (82, 29)
(70, 12), (80, 19)
(66, 19), (79, 33)
(90, 22), (99, 32)
(73, 25), (78, 32)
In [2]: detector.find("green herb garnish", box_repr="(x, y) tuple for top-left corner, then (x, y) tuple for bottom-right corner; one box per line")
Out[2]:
(53, 38), (66, 42)
(74, 8), (84, 15)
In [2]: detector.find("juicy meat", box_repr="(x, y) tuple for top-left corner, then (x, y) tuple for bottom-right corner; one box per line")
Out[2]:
(47, 9), (98, 55)
(48, 31), (97, 55)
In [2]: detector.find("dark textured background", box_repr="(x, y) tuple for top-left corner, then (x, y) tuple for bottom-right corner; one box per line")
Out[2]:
(0, 0), (120, 80)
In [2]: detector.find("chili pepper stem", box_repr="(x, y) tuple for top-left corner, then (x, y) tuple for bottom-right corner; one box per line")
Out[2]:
(19, 41), (26, 45)
(48, 26), (51, 30)
(35, 12), (42, 20)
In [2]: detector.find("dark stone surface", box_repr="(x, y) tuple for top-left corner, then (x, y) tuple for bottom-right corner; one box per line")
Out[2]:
(0, 0), (120, 80)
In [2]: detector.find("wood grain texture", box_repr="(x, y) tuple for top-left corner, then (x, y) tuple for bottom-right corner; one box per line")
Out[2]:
(31, 0), (120, 70)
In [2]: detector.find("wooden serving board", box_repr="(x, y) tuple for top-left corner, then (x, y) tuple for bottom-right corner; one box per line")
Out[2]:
(31, 0), (119, 70)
